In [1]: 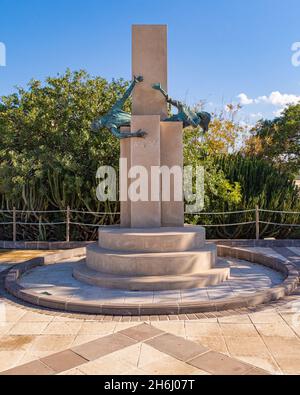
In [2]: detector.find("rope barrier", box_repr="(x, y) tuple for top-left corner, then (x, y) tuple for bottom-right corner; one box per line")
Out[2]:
(259, 221), (300, 228)
(70, 210), (120, 215)
(0, 209), (299, 230)
(15, 210), (66, 214)
(3, 220), (297, 228)
(259, 209), (300, 215)
(202, 221), (256, 228)
(0, 210), (66, 214)
(69, 222), (102, 227)
(185, 209), (256, 215)
(0, 209), (120, 216)
(0, 208), (299, 215)
(15, 222), (66, 226)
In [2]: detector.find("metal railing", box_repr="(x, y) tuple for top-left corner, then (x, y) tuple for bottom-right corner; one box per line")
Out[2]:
(0, 205), (299, 242)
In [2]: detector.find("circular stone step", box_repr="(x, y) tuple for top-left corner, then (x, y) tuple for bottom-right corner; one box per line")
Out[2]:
(98, 226), (206, 252)
(86, 243), (216, 276)
(73, 260), (230, 291)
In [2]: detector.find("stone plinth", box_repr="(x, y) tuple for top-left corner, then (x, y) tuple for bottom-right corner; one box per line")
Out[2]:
(86, 243), (216, 276)
(120, 121), (184, 228)
(73, 226), (230, 291)
(120, 127), (131, 227)
(73, 264), (230, 291)
(98, 226), (206, 252)
(160, 122), (184, 227)
(130, 115), (161, 228)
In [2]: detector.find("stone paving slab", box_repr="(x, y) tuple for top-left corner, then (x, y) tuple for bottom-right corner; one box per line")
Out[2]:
(40, 349), (88, 373)
(119, 323), (163, 341)
(71, 332), (138, 361)
(188, 351), (255, 375)
(2, 359), (55, 375)
(145, 333), (209, 362)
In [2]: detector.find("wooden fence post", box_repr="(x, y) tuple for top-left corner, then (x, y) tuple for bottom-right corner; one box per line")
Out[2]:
(13, 206), (16, 243)
(66, 206), (70, 243)
(255, 205), (260, 240)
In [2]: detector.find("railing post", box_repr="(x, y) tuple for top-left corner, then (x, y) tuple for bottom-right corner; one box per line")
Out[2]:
(66, 206), (70, 243)
(255, 205), (260, 240)
(13, 206), (16, 243)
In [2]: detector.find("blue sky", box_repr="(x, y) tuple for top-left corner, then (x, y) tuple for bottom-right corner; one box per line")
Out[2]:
(0, 0), (300, 123)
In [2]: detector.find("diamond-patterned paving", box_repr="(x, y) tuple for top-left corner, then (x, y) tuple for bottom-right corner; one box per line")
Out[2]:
(0, 247), (300, 375)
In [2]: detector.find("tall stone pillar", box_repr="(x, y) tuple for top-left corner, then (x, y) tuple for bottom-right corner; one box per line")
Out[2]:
(120, 24), (184, 228)
(132, 25), (168, 119)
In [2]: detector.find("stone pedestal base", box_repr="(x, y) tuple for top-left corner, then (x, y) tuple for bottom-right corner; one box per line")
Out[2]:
(73, 226), (230, 291)
(120, 119), (184, 228)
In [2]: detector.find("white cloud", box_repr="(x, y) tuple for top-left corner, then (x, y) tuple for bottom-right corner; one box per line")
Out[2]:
(256, 91), (300, 107)
(273, 108), (285, 117)
(238, 91), (300, 107)
(250, 112), (263, 118)
(237, 93), (254, 105)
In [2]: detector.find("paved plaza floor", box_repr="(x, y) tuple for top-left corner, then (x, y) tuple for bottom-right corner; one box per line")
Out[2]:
(0, 247), (300, 375)
(18, 257), (283, 304)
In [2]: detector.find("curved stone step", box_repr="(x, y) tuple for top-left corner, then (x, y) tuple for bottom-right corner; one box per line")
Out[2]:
(98, 226), (206, 252)
(73, 261), (230, 291)
(86, 243), (216, 276)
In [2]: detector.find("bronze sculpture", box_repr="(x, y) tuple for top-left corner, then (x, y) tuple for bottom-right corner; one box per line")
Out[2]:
(92, 76), (147, 139)
(152, 83), (211, 132)
(92, 76), (211, 139)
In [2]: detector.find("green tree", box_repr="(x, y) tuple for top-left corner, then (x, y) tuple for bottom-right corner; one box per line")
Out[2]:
(243, 104), (300, 176)
(183, 103), (244, 217)
(214, 154), (300, 239)
(0, 70), (129, 240)
(183, 126), (242, 214)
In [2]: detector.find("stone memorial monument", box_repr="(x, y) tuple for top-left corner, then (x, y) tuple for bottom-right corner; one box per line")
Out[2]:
(73, 25), (230, 291)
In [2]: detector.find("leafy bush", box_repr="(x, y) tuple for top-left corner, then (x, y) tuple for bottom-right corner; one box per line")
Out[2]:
(243, 104), (300, 176)
(200, 154), (300, 239)
(0, 70), (128, 240)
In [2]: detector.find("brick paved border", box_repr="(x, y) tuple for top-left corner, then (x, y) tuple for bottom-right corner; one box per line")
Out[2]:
(3, 245), (299, 316)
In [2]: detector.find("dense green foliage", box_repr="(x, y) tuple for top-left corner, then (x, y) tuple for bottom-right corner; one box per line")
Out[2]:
(0, 70), (128, 240)
(206, 155), (300, 239)
(0, 70), (299, 241)
(244, 104), (300, 176)
(183, 126), (242, 212)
